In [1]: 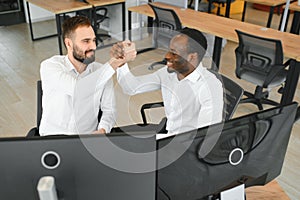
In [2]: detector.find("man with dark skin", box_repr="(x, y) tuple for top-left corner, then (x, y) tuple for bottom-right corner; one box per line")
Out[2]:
(112, 28), (224, 138)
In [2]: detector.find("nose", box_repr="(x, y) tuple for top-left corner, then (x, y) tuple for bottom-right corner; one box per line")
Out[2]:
(91, 39), (97, 50)
(165, 51), (171, 58)
(165, 52), (173, 66)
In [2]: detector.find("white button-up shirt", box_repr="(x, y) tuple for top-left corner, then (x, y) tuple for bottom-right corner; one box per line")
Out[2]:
(39, 55), (116, 136)
(117, 63), (224, 139)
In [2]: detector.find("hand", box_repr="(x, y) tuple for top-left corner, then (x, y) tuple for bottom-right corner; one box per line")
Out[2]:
(109, 41), (137, 70)
(110, 41), (125, 59)
(123, 41), (136, 62)
(93, 128), (106, 134)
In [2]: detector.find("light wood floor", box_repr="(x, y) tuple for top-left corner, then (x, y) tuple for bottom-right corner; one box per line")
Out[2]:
(0, 3), (299, 199)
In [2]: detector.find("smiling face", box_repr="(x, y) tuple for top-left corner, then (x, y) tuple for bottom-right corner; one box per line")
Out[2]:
(64, 24), (97, 73)
(165, 35), (198, 79)
(69, 25), (97, 65)
(165, 35), (189, 73)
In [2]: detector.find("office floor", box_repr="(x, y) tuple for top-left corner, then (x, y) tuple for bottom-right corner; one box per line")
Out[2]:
(0, 3), (299, 199)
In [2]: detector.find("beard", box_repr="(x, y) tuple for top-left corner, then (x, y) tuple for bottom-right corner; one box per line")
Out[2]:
(73, 45), (95, 65)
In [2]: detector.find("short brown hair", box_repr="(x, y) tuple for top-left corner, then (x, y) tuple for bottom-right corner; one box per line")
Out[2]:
(62, 15), (91, 40)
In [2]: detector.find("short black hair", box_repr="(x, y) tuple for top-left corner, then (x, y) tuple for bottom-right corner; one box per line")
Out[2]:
(179, 28), (207, 62)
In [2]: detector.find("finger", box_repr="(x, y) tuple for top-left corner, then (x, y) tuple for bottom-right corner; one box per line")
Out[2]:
(111, 44), (124, 58)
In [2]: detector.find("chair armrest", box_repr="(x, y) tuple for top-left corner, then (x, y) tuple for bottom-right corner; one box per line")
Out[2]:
(263, 61), (289, 87)
(26, 127), (40, 137)
(140, 102), (164, 124)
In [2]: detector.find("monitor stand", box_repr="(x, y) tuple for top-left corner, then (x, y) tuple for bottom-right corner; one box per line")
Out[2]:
(220, 184), (245, 200)
(202, 184), (245, 200)
(37, 176), (58, 200)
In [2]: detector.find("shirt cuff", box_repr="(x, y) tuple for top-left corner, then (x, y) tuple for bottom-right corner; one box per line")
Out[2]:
(103, 62), (117, 77)
(116, 63), (130, 80)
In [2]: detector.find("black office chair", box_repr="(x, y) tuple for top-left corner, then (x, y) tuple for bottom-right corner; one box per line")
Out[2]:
(27, 80), (42, 137)
(146, 3), (183, 70)
(93, 7), (111, 45)
(140, 72), (244, 127)
(150, 3), (182, 49)
(26, 80), (103, 137)
(235, 29), (289, 110)
(214, 72), (244, 121)
(295, 106), (300, 123)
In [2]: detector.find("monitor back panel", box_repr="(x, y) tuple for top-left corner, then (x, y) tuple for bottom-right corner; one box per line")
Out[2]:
(0, 134), (156, 200)
(156, 103), (297, 200)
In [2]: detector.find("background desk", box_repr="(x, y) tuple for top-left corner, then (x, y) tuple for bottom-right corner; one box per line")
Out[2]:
(242, 0), (287, 28)
(128, 2), (300, 106)
(287, 1), (300, 34)
(26, 0), (92, 55)
(85, 0), (126, 44)
(26, 0), (125, 54)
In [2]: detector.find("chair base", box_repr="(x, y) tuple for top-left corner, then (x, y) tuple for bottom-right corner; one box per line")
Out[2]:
(240, 90), (280, 110)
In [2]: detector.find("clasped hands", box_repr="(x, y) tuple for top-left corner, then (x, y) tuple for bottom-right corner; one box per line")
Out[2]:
(93, 41), (136, 134)
(109, 40), (137, 70)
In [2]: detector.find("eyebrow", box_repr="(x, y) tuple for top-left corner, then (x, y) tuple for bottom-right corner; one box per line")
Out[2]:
(81, 37), (96, 41)
(169, 48), (177, 53)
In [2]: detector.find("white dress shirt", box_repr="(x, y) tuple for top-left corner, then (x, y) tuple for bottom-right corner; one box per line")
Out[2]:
(117, 63), (224, 139)
(39, 55), (116, 136)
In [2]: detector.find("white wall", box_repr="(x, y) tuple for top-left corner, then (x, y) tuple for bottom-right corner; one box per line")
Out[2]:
(23, 0), (55, 23)
(104, 0), (147, 40)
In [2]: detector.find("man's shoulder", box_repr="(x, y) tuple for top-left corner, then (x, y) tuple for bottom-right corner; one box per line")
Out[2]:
(43, 55), (65, 62)
(40, 55), (68, 73)
(201, 68), (223, 87)
(156, 66), (169, 77)
(42, 55), (66, 65)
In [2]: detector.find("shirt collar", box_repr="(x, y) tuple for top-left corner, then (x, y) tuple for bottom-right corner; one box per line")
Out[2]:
(182, 63), (205, 83)
(65, 56), (77, 73)
(64, 56), (92, 76)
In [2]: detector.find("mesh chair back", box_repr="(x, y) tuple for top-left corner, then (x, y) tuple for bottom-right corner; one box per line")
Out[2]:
(235, 30), (283, 78)
(37, 80), (42, 129)
(221, 75), (243, 120)
(149, 3), (182, 48)
(26, 80), (42, 137)
(140, 71), (243, 125)
(209, 70), (244, 120)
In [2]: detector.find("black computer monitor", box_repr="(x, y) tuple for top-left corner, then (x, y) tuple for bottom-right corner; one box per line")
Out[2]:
(0, 133), (157, 200)
(156, 102), (298, 200)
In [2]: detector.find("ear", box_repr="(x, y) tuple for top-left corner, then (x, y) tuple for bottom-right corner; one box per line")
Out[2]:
(187, 52), (198, 62)
(64, 38), (72, 50)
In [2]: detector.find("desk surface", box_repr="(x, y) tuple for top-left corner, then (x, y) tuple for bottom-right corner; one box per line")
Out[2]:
(246, 180), (290, 200)
(85, 0), (125, 7)
(243, 0), (287, 6)
(128, 2), (300, 61)
(288, 1), (300, 12)
(26, 0), (92, 14)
